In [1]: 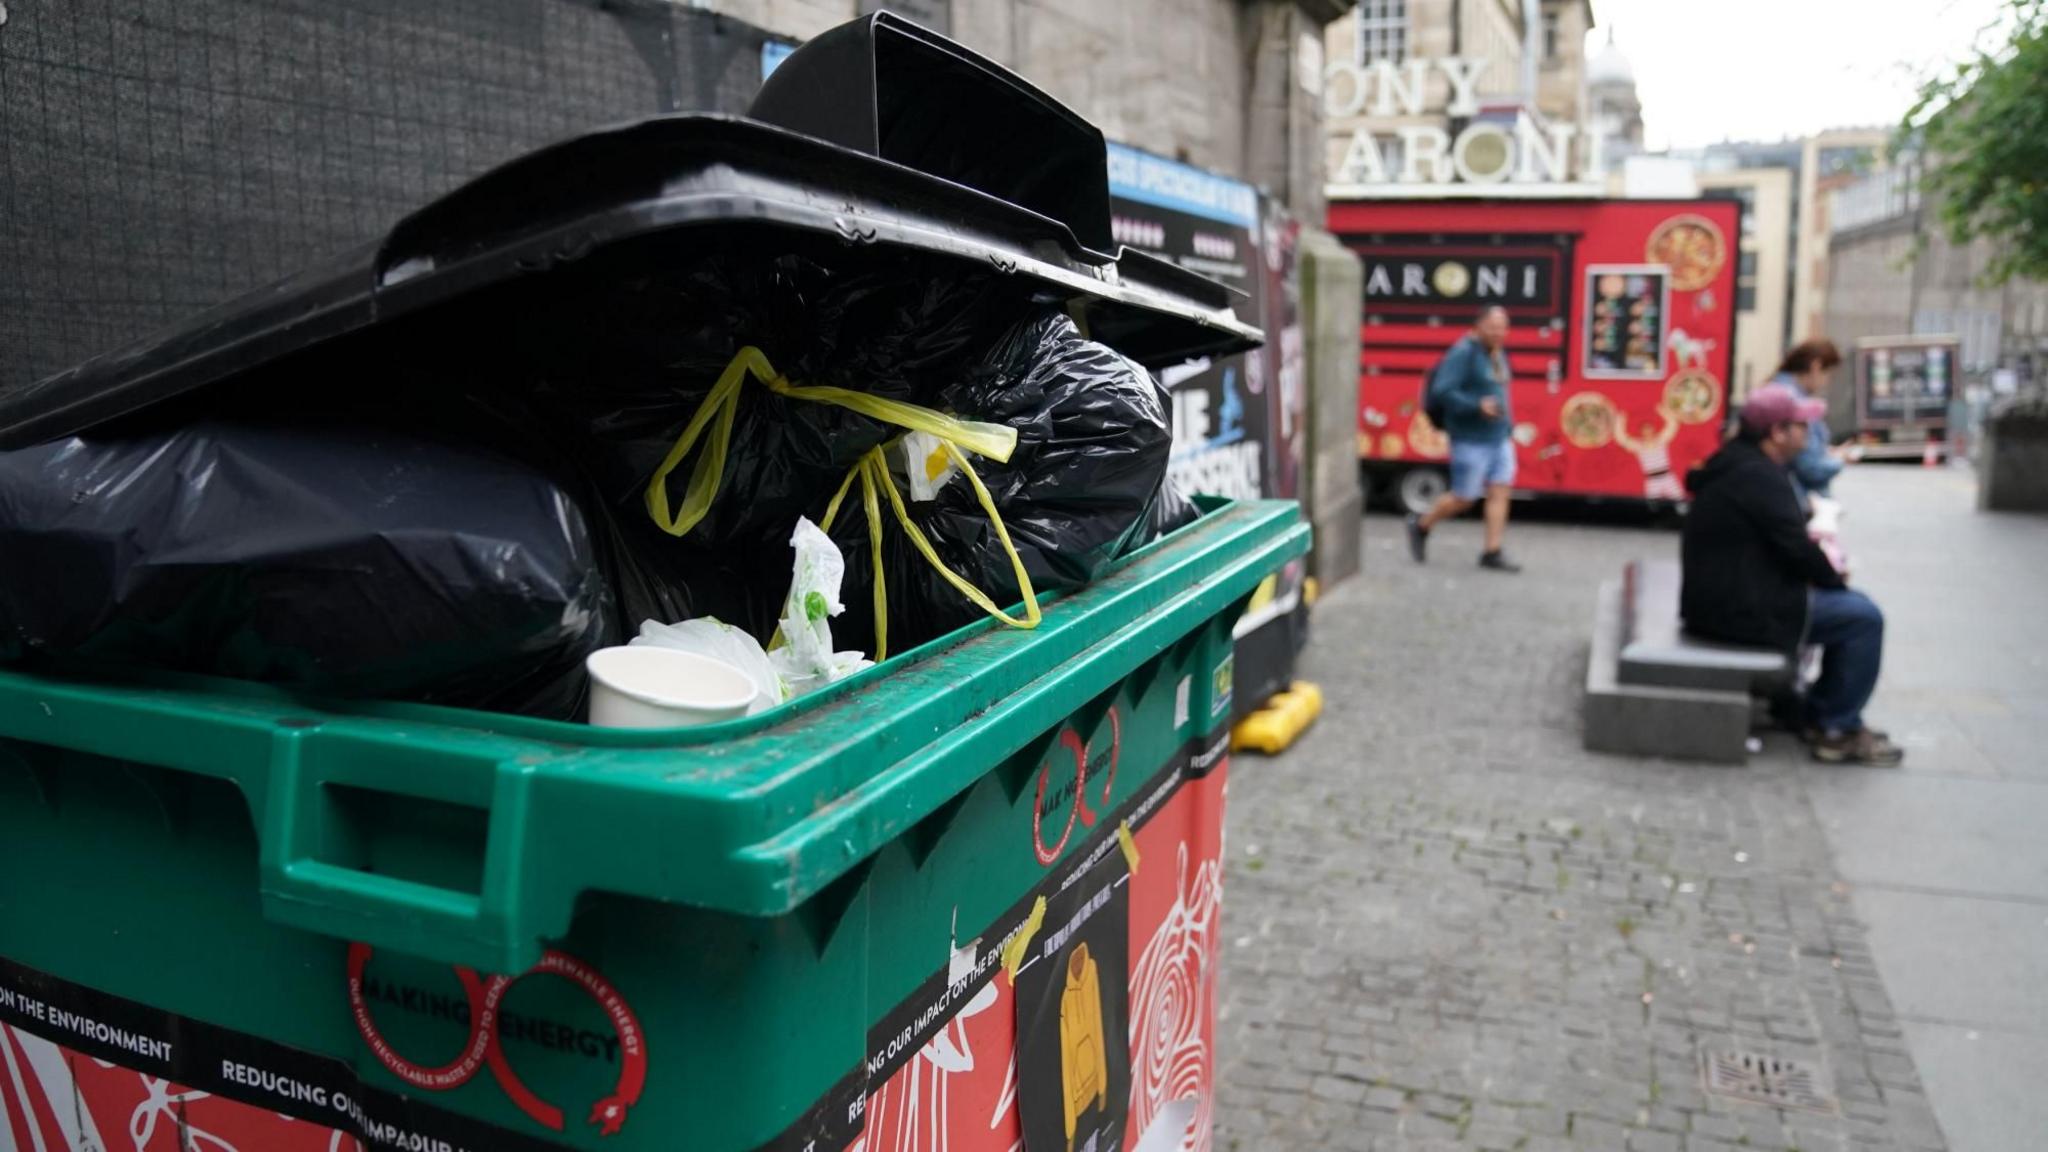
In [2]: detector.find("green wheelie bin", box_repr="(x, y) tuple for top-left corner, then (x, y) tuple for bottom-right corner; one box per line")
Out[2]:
(0, 494), (1306, 1152)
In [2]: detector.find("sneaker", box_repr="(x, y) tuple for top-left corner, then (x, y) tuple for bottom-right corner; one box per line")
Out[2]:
(1405, 513), (1429, 564)
(1811, 728), (1905, 766)
(1802, 724), (1889, 745)
(1478, 550), (1522, 573)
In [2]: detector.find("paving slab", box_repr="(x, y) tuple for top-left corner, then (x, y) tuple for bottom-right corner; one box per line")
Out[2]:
(1855, 886), (2048, 1034)
(1898, 1021), (2048, 1152)
(1804, 770), (2048, 898)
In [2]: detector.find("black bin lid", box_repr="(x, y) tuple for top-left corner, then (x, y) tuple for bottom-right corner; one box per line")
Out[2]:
(0, 15), (1258, 450)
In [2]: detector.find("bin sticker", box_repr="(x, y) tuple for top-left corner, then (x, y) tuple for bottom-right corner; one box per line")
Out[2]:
(347, 945), (647, 1137)
(347, 945), (505, 1091)
(0, 955), (570, 1152)
(1030, 707), (1122, 866)
(1012, 852), (1134, 1152)
(756, 727), (1229, 1152)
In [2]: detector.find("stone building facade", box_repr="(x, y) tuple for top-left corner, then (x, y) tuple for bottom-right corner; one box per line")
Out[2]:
(1796, 128), (1890, 341)
(1320, 0), (1600, 193)
(1696, 167), (1795, 400)
(1535, 0), (1596, 127)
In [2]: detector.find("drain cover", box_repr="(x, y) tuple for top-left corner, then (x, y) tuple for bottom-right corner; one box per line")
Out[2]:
(1701, 1049), (1836, 1113)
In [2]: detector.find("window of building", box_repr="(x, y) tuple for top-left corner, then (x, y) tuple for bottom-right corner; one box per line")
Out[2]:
(1354, 0), (1409, 63)
(1705, 187), (1758, 236)
(1543, 10), (1561, 61)
(1737, 250), (1759, 313)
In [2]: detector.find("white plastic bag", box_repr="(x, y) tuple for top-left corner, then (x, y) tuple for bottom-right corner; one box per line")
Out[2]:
(629, 518), (871, 714)
(631, 617), (786, 714)
(770, 517), (874, 692)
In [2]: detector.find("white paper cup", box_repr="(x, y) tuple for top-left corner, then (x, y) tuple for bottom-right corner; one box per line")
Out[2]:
(585, 646), (758, 729)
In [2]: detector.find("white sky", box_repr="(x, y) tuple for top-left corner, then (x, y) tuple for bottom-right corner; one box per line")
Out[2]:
(1589, 0), (2013, 149)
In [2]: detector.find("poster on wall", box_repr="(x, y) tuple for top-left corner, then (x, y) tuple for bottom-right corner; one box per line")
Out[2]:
(1583, 265), (1669, 379)
(1107, 142), (1269, 503)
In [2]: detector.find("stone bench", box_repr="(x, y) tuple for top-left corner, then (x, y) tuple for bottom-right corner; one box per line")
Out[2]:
(1618, 560), (1789, 692)
(1584, 560), (1789, 764)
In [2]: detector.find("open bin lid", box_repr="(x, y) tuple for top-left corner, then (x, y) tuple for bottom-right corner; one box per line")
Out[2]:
(0, 13), (1259, 450)
(751, 12), (1115, 253)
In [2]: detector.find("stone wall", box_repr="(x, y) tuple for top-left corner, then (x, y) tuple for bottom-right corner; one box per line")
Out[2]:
(1300, 230), (1367, 586)
(705, 0), (853, 41)
(987, 0), (1252, 185)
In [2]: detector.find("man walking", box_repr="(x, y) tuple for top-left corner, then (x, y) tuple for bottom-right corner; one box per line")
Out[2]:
(1406, 306), (1519, 572)
(1681, 388), (1902, 765)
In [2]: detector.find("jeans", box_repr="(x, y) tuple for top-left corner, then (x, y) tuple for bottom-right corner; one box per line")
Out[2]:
(1806, 587), (1885, 733)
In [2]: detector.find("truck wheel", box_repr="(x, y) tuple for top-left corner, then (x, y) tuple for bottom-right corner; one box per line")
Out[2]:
(1395, 467), (1449, 517)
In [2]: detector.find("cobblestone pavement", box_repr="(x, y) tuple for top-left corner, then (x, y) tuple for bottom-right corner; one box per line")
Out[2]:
(1214, 510), (1947, 1152)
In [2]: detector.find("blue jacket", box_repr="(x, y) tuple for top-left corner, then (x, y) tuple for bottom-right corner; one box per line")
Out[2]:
(1433, 335), (1512, 445)
(1766, 372), (1841, 499)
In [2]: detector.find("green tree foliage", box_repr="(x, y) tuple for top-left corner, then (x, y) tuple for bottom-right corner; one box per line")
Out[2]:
(1903, 0), (2048, 284)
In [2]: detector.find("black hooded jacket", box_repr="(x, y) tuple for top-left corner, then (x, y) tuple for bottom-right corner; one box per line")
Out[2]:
(1680, 437), (1845, 652)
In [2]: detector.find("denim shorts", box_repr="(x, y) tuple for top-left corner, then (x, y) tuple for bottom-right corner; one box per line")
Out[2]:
(1448, 438), (1516, 499)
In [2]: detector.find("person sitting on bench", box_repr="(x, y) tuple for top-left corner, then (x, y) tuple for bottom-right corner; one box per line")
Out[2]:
(1680, 388), (1903, 766)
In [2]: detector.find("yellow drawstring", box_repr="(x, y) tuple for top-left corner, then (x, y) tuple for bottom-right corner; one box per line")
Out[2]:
(647, 348), (1042, 659)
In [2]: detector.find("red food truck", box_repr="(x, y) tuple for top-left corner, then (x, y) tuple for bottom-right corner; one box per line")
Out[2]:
(1329, 198), (1742, 514)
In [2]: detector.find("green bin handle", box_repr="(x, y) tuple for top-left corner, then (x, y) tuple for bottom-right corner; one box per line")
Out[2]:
(258, 727), (546, 975)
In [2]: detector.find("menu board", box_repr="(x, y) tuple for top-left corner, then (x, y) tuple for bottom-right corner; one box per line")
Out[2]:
(1584, 265), (1669, 379)
(1858, 340), (1956, 426)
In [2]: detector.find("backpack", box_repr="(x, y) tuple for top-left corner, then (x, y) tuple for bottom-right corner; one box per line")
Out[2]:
(1422, 341), (1459, 430)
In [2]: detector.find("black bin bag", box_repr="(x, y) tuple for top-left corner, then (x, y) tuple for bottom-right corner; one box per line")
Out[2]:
(0, 417), (618, 718)
(322, 237), (1026, 643)
(1135, 475), (1203, 546)
(495, 245), (1022, 553)
(828, 311), (1178, 655)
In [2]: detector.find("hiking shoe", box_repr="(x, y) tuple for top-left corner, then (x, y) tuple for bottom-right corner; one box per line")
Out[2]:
(1405, 514), (1429, 564)
(1811, 728), (1905, 766)
(1478, 550), (1522, 573)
